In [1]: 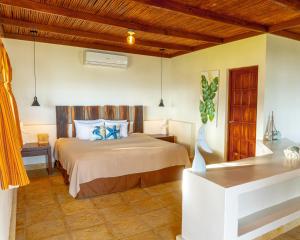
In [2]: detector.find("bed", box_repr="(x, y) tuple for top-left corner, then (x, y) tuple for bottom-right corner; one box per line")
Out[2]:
(54, 105), (190, 198)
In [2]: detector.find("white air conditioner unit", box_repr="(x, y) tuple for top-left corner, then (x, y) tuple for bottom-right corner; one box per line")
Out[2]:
(83, 50), (128, 69)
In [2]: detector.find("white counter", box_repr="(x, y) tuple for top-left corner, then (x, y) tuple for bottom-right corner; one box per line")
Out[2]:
(180, 139), (300, 240)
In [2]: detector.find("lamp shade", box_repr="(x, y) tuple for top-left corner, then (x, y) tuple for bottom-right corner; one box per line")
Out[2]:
(159, 98), (165, 107)
(31, 96), (40, 106)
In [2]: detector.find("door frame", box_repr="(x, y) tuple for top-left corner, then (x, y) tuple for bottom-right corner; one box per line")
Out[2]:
(226, 65), (259, 161)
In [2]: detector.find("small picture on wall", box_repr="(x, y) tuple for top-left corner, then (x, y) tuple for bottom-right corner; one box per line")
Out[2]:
(200, 70), (220, 127)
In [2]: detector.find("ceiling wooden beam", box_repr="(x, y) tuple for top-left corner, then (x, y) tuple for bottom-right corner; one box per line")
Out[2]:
(271, 0), (300, 11)
(274, 30), (300, 41)
(0, 17), (193, 51)
(133, 0), (267, 32)
(4, 32), (173, 58)
(0, 0), (223, 43)
(269, 16), (300, 32)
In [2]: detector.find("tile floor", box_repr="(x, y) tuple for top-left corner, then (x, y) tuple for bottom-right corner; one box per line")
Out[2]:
(16, 169), (181, 240)
(16, 169), (299, 240)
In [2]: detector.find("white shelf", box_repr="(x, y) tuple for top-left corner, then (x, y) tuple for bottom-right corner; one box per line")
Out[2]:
(238, 196), (300, 239)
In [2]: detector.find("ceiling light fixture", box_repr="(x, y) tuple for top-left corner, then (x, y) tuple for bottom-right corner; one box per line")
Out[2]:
(127, 29), (135, 45)
(30, 29), (40, 107)
(159, 48), (165, 107)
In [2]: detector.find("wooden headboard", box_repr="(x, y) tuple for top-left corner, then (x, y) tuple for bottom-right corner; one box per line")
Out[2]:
(56, 105), (143, 138)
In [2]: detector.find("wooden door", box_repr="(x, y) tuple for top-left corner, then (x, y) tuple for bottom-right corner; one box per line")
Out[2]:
(227, 66), (258, 161)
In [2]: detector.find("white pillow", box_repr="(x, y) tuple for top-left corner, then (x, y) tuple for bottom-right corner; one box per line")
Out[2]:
(105, 120), (128, 138)
(74, 119), (104, 138)
(74, 119), (104, 128)
(76, 121), (104, 140)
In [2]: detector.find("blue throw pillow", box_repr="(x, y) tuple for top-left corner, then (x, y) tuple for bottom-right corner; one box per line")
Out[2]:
(90, 126), (106, 141)
(105, 124), (121, 140)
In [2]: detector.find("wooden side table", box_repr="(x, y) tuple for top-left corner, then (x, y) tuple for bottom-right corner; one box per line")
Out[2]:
(149, 134), (176, 143)
(21, 143), (52, 175)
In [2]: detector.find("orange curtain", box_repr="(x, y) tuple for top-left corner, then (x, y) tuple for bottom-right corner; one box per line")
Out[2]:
(0, 39), (29, 189)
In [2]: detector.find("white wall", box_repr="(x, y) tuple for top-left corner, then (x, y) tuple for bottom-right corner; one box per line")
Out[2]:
(0, 190), (13, 240)
(265, 34), (300, 143)
(8, 35), (299, 164)
(3, 39), (172, 124)
(169, 35), (267, 160)
(3, 38), (173, 165)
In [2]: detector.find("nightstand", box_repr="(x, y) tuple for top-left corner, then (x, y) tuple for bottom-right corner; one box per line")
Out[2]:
(21, 143), (52, 175)
(149, 134), (176, 143)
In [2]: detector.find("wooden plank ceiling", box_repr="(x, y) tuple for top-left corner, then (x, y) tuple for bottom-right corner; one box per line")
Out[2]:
(1, 0), (300, 57)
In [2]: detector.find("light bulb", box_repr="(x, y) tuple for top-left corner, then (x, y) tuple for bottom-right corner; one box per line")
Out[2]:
(127, 30), (135, 45)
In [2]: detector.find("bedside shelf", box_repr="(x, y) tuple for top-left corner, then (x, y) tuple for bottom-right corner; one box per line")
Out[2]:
(21, 143), (52, 175)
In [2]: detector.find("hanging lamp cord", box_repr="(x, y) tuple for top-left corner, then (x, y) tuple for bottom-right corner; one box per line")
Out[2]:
(33, 34), (37, 97)
(160, 49), (163, 99)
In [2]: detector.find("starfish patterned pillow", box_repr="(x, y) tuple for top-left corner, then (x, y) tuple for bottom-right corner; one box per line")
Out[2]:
(105, 124), (121, 140)
(90, 125), (106, 141)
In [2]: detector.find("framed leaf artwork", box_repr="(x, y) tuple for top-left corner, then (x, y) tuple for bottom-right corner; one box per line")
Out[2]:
(200, 70), (220, 127)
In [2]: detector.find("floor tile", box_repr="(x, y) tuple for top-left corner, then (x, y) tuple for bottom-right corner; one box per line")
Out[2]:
(272, 235), (295, 240)
(286, 226), (300, 239)
(26, 219), (67, 240)
(15, 227), (25, 240)
(51, 184), (69, 194)
(167, 203), (182, 217)
(16, 213), (25, 228)
(25, 184), (51, 195)
(120, 230), (161, 240)
(17, 198), (25, 214)
(144, 184), (174, 196)
(43, 234), (71, 240)
(98, 203), (136, 222)
(55, 191), (76, 204)
(141, 208), (181, 228)
(26, 204), (63, 225)
(120, 188), (150, 203)
(156, 192), (181, 207)
(109, 215), (151, 238)
(91, 193), (124, 209)
(49, 175), (65, 186)
(60, 199), (95, 215)
(25, 194), (57, 209)
(65, 209), (105, 230)
(163, 181), (182, 192)
(71, 224), (115, 240)
(154, 224), (181, 240)
(130, 198), (164, 214)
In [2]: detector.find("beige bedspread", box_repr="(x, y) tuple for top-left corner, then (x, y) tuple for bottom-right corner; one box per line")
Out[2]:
(54, 133), (190, 197)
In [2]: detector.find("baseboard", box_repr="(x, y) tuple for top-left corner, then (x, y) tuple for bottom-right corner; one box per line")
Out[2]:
(9, 189), (17, 240)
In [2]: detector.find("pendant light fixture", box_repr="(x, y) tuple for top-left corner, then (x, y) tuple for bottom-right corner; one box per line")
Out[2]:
(30, 30), (40, 106)
(127, 29), (135, 45)
(159, 48), (165, 107)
